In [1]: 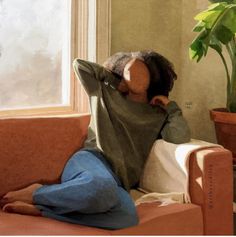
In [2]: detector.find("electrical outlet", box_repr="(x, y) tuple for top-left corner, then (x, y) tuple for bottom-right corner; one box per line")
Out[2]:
(185, 101), (193, 109)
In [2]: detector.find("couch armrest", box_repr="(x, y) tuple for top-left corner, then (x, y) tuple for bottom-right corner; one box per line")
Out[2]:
(189, 147), (233, 235)
(140, 139), (233, 235)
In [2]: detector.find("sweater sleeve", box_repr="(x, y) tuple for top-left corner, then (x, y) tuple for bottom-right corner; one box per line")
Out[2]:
(160, 101), (191, 144)
(73, 58), (121, 95)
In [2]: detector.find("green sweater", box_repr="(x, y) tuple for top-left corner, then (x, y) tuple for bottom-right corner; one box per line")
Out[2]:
(73, 59), (191, 190)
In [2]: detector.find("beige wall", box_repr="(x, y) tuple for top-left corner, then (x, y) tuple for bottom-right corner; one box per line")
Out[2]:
(110, 0), (227, 142)
(111, 0), (182, 75)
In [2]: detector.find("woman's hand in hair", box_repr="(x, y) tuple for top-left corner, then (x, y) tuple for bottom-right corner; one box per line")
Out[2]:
(150, 95), (170, 107)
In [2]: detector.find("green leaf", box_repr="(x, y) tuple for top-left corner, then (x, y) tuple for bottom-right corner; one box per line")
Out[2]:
(195, 10), (223, 29)
(189, 29), (212, 61)
(189, 40), (200, 59)
(199, 30), (211, 55)
(208, 2), (227, 11)
(221, 7), (236, 33)
(197, 47), (204, 62)
(189, 38), (205, 61)
(214, 24), (234, 43)
(195, 10), (220, 21)
(209, 35), (223, 53)
(193, 21), (205, 32)
(209, 0), (235, 3)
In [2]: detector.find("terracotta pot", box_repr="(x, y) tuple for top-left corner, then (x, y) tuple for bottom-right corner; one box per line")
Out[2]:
(210, 108), (236, 162)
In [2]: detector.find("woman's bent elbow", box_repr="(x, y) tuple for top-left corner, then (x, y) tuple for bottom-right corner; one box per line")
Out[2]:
(162, 128), (191, 144)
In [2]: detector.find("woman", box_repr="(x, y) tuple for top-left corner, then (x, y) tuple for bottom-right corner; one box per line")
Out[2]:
(0, 50), (190, 229)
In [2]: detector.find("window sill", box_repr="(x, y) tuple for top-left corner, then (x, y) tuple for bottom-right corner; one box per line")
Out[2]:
(0, 106), (90, 119)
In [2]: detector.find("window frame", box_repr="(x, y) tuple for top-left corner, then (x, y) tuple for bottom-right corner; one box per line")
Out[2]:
(0, 0), (111, 118)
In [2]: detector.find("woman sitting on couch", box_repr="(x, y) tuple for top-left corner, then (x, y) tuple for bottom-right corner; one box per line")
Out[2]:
(0, 50), (190, 229)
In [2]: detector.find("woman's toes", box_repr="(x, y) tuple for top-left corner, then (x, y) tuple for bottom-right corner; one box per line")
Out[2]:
(0, 184), (42, 205)
(0, 195), (12, 207)
(2, 201), (41, 216)
(2, 202), (15, 212)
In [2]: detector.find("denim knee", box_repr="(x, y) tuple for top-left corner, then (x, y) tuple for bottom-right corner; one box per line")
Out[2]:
(107, 205), (139, 230)
(81, 174), (119, 213)
(124, 210), (139, 228)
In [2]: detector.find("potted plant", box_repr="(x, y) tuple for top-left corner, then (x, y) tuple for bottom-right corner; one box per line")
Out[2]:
(189, 0), (236, 161)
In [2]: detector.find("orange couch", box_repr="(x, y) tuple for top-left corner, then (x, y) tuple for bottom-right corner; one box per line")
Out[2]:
(0, 115), (233, 235)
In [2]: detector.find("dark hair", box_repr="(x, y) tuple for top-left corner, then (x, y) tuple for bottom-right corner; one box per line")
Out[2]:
(103, 50), (177, 102)
(103, 52), (132, 77)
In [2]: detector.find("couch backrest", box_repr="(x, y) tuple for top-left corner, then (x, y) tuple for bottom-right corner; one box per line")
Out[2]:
(0, 115), (90, 197)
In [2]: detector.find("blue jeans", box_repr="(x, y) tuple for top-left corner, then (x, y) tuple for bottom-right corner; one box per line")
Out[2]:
(32, 149), (138, 230)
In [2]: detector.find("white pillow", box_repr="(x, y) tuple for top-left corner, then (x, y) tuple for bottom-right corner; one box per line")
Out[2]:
(139, 139), (187, 194)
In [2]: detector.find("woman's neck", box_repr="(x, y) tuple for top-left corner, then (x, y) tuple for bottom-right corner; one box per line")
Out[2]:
(127, 92), (148, 104)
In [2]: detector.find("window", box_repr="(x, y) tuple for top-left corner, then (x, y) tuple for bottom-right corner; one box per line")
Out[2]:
(0, 0), (71, 112)
(0, 0), (111, 118)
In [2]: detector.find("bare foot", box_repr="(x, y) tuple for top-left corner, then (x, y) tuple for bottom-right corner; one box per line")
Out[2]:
(2, 201), (42, 216)
(0, 183), (42, 207)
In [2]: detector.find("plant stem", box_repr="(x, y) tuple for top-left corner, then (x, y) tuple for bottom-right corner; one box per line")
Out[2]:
(209, 5), (236, 110)
(230, 36), (236, 57)
(226, 43), (234, 63)
(217, 50), (231, 109)
(232, 62), (236, 95)
(230, 37), (236, 109)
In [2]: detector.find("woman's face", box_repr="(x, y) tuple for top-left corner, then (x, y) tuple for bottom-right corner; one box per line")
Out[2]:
(120, 58), (150, 94)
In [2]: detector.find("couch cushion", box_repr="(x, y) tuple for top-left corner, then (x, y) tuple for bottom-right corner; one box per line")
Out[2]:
(0, 203), (203, 235)
(0, 210), (109, 235)
(0, 116), (90, 197)
(114, 203), (203, 235)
